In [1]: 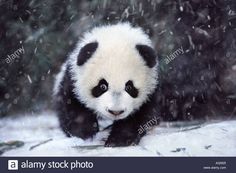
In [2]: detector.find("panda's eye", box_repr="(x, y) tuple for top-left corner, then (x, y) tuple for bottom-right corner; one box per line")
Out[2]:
(100, 84), (108, 91)
(125, 80), (139, 98)
(125, 85), (132, 92)
(91, 79), (108, 98)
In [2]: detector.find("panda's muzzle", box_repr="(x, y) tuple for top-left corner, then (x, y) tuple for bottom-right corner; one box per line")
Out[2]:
(108, 109), (124, 116)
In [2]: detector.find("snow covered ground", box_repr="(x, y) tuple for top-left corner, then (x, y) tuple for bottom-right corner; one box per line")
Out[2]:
(0, 111), (236, 156)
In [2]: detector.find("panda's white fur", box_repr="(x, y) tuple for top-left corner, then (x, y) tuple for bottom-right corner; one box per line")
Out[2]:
(54, 23), (159, 146)
(62, 23), (157, 121)
(53, 61), (67, 96)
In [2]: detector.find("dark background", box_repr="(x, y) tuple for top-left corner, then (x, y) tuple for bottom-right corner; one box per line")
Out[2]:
(0, 0), (235, 120)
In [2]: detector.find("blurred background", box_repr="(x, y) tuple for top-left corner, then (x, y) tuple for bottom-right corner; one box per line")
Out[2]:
(0, 0), (235, 120)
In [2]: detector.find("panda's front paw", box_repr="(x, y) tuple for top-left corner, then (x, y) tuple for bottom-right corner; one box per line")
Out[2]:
(104, 132), (140, 147)
(66, 121), (98, 139)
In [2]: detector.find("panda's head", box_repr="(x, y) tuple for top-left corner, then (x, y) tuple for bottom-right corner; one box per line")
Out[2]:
(69, 23), (158, 120)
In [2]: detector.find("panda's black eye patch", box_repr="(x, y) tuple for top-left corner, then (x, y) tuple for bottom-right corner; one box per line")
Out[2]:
(77, 42), (98, 66)
(91, 79), (108, 97)
(125, 80), (138, 98)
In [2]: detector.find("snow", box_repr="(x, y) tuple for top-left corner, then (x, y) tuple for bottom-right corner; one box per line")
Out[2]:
(0, 111), (235, 156)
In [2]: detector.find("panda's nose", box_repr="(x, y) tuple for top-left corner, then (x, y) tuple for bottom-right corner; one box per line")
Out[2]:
(108, 109), (124, 116)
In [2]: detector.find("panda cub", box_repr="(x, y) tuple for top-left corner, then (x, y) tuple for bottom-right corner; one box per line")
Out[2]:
(53, 23), (159, 147)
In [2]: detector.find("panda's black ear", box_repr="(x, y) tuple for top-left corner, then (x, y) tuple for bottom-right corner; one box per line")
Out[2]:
(136, 44), (156, 68)
(77, 42), (98, 66)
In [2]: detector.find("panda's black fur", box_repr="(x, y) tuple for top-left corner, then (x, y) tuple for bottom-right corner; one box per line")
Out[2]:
(54, 23), (159, 147)
(55, 68), (99, 139)
(55, 68), (159, 146)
